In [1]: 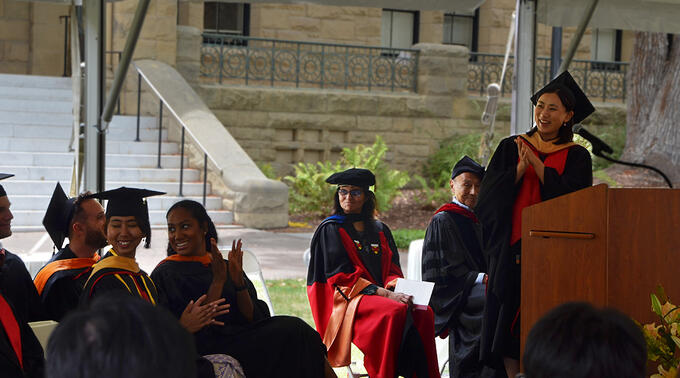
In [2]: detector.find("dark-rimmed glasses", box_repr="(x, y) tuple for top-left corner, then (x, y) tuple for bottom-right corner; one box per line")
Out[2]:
(338, 189), (363, 198)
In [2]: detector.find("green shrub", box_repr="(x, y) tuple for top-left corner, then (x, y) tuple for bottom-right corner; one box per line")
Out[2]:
(391, 229), (426, 250)
(422, 133), (485, 184)
(257, 162), (278, 180)
(284, 136), (409, 217)
(413, 174), (451, 209)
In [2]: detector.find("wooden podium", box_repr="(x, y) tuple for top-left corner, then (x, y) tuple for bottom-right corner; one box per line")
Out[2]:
(520, 184), (680, 355)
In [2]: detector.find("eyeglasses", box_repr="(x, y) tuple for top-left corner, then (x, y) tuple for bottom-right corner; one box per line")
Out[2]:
(338, 189), (363, 197)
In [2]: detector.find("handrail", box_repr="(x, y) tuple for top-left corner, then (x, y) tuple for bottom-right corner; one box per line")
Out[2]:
(133, 63), (221, 205)
(202, 33), (421, 52)
(134, 64), (222, 172)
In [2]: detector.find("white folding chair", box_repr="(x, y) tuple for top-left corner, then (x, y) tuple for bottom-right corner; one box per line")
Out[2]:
(407, 239), (450, 376)
(241, 249), (275, 316)
(29, 320), (58, 351)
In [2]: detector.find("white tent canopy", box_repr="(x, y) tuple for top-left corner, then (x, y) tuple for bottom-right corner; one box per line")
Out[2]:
(216, 0), (486, 12)
(537, 0), (680, 33)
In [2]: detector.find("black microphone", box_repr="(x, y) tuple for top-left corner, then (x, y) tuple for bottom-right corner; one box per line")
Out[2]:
(572, 124), (613, 156)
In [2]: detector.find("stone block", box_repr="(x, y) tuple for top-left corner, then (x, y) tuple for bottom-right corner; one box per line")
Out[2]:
(347, 131), (381, 144)
(276, 29), (317, 42)
(395, 144), (433, 157)
(155, 0), (177, 18)
(155, 40), (177, 65)
(320, 20), (355, 40)
(218, 88), (261, 110)
(414, 43), (469, 58)
(391, 117), (414, 133)
(227, 126), (273, 140)
(305, 4), (344, 19)
(176, 25), (201, 61)
(4, 0), (29, 20)
(0, 20), (29, 41)
(257, 89), (323, 113)
(32, 3), (68, 22)
(357, 115), (392, 131)
(31, 50), (62, 76)
(0, 0), (4, 17)
(215, 109), (269, 129)
(289, 16), (321, 33)
(354, 22), (381, 39)
(418, 75), (461, 96)
(326, 93), (378, 115)
(377, 95), (411, 117)
(419, 23), (444, 44)
(4, 41), (28, 62)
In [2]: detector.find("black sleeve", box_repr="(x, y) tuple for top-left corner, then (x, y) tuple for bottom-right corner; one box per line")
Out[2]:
(307, 222), (357, 286)
(2, 254), (46, 322)
(422, 214), (479, 334)
(542, 145), (593, 200)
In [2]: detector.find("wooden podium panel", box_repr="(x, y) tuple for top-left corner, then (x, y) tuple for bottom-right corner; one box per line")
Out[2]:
(520, 184), (680, 359)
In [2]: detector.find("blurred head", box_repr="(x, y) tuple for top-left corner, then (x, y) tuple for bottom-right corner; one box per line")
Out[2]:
(166, 200), (217, 256)
(71, 196), (107, 250)
(46, 295), (197, 378)
(450, 172), (481, 208)
(523, 302), (646, 378)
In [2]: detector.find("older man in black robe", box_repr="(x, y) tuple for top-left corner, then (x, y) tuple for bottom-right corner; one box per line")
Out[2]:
(422, 156), (490, 378)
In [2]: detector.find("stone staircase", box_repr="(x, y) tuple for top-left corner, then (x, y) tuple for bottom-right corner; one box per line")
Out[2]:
(0, 73), (233, 230)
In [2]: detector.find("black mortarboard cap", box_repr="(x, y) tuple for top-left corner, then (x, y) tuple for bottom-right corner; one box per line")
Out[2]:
(530, 70), (595, 124)
(43, 182), (78, 250)
(451, 155), (485, 180)
(91, 187), (165, 248)
(325, 168), (376, 188)
(0, 173), (14, 198)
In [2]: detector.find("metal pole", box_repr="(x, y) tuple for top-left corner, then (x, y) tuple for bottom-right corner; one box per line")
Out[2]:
(135, 73), (141, 142)
(60, 15), (70, 77)
(558, 0), (600, 74)
(83, 0), (104, 193)
(157, 100), (163, 169)
(511, 0), (536, 136)
(179, 128), (185, 197)
(100, 0), (152, 126)
(550, 27), (563, 79)
(202, 153), (208, 206)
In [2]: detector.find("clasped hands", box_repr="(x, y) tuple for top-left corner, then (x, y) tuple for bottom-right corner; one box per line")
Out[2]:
(515, 137), (544, 182)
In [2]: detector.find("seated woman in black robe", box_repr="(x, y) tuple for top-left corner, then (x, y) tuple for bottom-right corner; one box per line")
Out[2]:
(307, 168), (440, 378)
(476, 71), (594, 377)
(151, 199), (335, 378)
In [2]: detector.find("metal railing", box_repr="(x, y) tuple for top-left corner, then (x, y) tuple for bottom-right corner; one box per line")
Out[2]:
(200, 33), (419, 92)
(468, 52), (628, 102)
(134, 66), (222, 206)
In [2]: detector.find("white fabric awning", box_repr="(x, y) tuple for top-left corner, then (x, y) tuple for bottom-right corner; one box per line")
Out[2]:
(537, 0), (680, 34)
(217, 0), (486, 12)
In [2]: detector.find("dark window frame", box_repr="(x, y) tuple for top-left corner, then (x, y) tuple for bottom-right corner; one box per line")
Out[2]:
(591, 28), (622, 71)
(203, 2), (250, 45)
(382, 8), (420, 50)
(443, 9), (479, 54)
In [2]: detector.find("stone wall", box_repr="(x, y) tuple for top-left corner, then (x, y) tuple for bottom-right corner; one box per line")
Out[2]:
(0, 0), (66, 76)
(191, 42), (485, 176)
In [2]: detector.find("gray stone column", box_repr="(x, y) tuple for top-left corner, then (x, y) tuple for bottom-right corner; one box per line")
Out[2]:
(176, 25), (201, 86)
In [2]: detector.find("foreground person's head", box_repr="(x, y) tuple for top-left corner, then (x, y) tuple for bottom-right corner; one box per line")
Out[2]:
(326, 168), (377, 219)
(46, 295), (196, 378)
(523, 302), (646, 378)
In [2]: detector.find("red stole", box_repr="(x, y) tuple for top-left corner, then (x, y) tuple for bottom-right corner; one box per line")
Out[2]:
(511, 138), (571, 244)
(435, 202), (479, 223)
(0, 294), (22, 370)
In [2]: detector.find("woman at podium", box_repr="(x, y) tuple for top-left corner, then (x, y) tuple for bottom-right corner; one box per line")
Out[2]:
(476, 71), (594, 377)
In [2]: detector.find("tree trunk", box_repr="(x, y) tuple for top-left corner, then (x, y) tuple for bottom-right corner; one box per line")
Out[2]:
(624, 32), (680, 185)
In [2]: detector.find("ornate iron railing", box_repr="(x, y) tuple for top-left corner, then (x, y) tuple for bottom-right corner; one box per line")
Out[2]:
(201, 33), (419, 92)
(468, 52), (628, 102)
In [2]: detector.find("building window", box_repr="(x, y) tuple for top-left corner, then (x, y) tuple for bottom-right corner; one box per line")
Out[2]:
(591, 28), (622, 70)
(204, 2), (250, 36)
(443, 10), (479, 52)
(381, 9), (419, 49)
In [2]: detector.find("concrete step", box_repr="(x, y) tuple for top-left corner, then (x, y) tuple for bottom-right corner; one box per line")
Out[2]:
(0, 152), (183, 169)
(0, 110), (72, 126)
(0, 166), (200, 182)
(0, 86), (72, 101)
(0, 74), (71, 89)
(109, 115), (157, 129)
(0, 98), (72, 113)
(4, 124), (169, 142)
(7, 194), (224, 211)
(11, 209), (233, 226)
(0, 137), (179, 154)
(1, 180), (212, 197)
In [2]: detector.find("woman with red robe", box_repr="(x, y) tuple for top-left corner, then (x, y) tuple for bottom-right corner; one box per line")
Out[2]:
(307, 168), (440, 378)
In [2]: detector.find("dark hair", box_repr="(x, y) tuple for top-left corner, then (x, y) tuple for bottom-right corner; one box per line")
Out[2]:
(523, 302), (647, 378)
(528, 85), (576, 144)
(332, 186), (377, 219)
(165, 200), (218, 256)
(46, 295), (197, 378)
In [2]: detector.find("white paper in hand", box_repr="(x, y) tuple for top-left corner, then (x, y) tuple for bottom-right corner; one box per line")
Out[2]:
(394, 278), (434, 306)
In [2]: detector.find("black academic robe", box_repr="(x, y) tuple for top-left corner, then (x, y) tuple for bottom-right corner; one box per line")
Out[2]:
(1, 250), (44, 322)
(307, 216), (440, 378)
(34, 245), (96, 321)
(0, 280), (45, 378)
(151, 256), (328, 378)
(476, 135), (592, 362)
(81, 252), (158, 305)
(422, 204), (488, 378)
